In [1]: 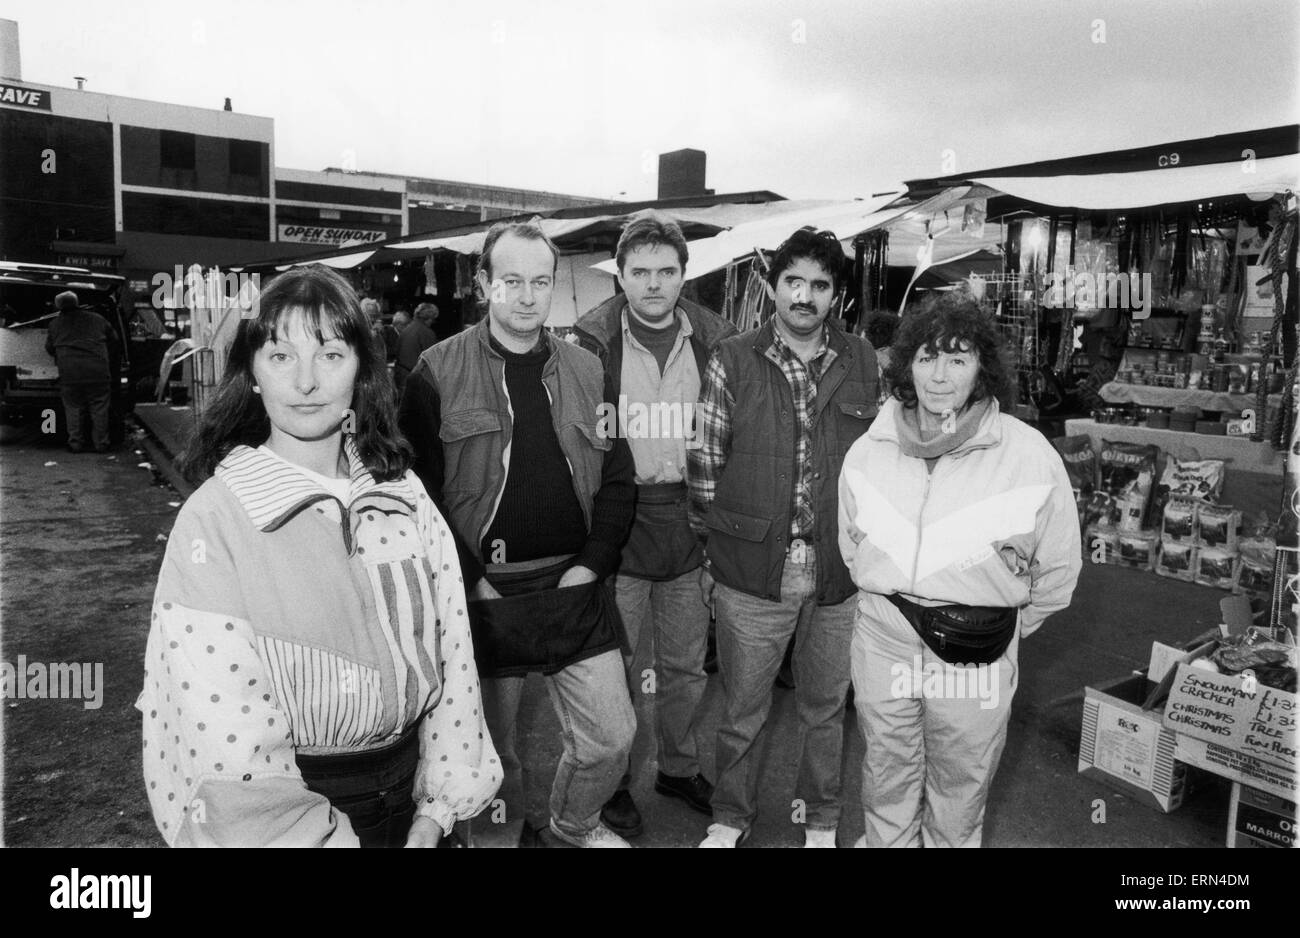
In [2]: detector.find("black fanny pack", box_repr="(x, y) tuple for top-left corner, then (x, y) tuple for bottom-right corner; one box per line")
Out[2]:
(885, 594), (1018, 665)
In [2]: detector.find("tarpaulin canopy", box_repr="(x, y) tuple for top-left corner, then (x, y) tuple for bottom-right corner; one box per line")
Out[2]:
(972, 154), (1299, 210)
(591, 191), (908, 281)
(275, 249), (378, 271)
(589, 186), (1008, 281)
(238, 200), (813, 274)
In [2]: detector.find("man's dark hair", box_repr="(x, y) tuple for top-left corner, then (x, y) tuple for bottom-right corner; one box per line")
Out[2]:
(766, 226), (845, 293)
(615, 209), (689, 273)
(864, 311), (901, 349)
(477, 219), (560, 281)
(884, 291), (1016, 411)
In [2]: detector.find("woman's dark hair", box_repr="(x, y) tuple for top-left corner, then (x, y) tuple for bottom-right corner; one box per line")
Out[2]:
(177, 265), (411, 484)
(864, 311), (900, 349)
(884, 291), (1017, 411)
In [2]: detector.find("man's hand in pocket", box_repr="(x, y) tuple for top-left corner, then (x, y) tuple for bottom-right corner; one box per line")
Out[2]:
(557, 565), (598, 589)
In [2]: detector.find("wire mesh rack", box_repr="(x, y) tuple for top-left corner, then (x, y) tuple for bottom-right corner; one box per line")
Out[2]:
(976, 271), (1043, 417)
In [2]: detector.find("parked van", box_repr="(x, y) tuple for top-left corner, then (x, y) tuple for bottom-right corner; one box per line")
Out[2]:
(0, 261), (131, 444)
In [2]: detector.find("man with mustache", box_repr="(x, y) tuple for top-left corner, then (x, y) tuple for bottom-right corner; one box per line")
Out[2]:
(688, 227), (880, 848)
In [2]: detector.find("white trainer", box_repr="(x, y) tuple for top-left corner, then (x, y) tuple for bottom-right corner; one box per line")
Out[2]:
(548, 820), (632, 848)
(804, 828), (838, 848)
(698, 823), (747, 848)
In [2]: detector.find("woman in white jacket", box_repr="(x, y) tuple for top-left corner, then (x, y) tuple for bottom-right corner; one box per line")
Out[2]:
(838, 292), (1081, 847)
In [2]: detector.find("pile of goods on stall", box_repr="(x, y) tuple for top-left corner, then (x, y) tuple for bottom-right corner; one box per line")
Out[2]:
(1053, 435), (1280, 597)
(1144, 623), (1297, 708)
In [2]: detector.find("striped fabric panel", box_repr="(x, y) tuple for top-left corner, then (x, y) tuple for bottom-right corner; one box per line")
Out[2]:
(255, 635), (385, 748)
(217, 443), (417, 531)
(372, 559), (443, 726)
(218, 450), (324, 529)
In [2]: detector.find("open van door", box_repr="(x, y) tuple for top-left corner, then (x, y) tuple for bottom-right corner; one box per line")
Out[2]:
(0, 261), (129, 443)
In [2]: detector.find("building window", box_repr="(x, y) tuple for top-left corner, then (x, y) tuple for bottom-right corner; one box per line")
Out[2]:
(229, 139), (261, 177)
(160, 131), (196, 170)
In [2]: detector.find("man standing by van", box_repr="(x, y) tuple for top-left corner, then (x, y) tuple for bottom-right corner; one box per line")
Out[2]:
(45, 290), (118, 453)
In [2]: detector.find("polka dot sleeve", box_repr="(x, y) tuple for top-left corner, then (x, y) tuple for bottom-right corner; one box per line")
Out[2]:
(137, 502), (359, 847)
(409, 473), (502, 833)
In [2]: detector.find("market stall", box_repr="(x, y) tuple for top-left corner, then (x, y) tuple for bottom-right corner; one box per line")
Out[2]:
(894, 127), (1300, 841)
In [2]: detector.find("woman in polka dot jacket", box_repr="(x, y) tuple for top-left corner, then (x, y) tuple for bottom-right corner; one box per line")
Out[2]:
(137, 266), (500, 847)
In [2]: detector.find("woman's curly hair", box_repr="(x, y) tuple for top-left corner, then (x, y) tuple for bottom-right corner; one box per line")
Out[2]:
(884, 291), (1017, 411)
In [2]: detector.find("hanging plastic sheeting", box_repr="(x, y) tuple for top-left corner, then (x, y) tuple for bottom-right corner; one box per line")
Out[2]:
(733, 260), (773, 333)
(157, 266), (262, 404)
(550, 252), (616, 328)
(154, 338), (197, 403)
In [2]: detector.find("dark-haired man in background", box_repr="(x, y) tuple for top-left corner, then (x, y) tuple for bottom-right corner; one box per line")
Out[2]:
(574, 210), (735, 837)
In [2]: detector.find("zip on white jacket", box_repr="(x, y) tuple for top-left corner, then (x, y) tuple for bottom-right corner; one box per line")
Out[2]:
(837, 396), (1082, 637)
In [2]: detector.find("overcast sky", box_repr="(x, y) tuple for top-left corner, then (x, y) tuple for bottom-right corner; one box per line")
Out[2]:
(6, 0), (1297, 201)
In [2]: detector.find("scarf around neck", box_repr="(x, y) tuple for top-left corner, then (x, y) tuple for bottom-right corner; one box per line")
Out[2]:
(894, 396), (991, 460)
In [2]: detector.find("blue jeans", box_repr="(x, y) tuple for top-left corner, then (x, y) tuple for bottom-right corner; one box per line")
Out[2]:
(479, 649), (634, 839)
(616, 568), (711, 784)
(711, 545), (856, 832)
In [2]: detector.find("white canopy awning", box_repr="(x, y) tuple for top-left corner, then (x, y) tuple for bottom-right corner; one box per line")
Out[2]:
(588, 185), (1012, 281)
(973, 154), (1299, 210)
(591, 188), (910, 281)
(275, 249), (377, 271)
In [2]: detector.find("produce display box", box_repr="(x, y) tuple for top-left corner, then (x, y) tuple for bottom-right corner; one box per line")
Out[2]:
(1160, 662), (1297, 801)
(1226, 782), (1297, 848)
(1079, 673), (1188, 812)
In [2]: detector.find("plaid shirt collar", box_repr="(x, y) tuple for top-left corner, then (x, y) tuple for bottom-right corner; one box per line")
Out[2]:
(766, 320), (836, 378)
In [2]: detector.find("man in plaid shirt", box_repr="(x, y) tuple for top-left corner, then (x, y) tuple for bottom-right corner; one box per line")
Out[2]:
(688, 227), (879, 848)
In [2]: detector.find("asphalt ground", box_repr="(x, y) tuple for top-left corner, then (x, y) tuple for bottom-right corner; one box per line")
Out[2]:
(0, 410), (1251, 848)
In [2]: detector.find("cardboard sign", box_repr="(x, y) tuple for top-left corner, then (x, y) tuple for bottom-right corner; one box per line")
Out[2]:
(1162, 662), (1297, 772)
(1175, 734), (1297, 800)
(1147, 642), (1187, 684)
(1227, 783), (1296, 848)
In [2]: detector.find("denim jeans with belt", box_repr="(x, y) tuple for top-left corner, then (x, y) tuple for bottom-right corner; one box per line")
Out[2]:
(711, 543), (856, 832)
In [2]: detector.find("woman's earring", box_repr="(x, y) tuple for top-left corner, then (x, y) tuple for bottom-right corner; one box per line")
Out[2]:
(252, 385), (261, 394)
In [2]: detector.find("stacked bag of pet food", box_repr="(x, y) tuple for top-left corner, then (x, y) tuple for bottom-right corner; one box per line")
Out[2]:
(1151, 458), (1276, 593)
(1056, 437), (1162, 571)
(1053, 436), (1279, 597)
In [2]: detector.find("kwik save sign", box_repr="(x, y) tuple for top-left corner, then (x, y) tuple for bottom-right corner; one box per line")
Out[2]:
(277, 224), (389, 247)
(0, 81), (52, 111)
